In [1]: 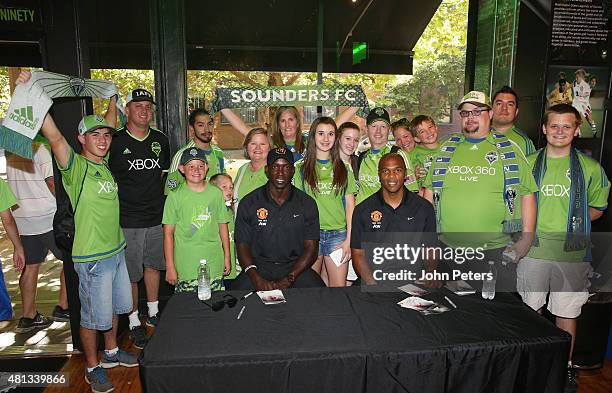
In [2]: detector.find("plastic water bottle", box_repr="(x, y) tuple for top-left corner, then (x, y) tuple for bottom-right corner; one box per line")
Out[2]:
(197, 259), (211, 301)
(481, 261), (497, 300)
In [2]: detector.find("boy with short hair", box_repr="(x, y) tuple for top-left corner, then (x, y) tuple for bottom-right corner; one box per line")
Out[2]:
(210, 173), (239, 282)
(409, 115), (442, 187)
(163, 148), (231, 292)
(518, 103), (610, 391)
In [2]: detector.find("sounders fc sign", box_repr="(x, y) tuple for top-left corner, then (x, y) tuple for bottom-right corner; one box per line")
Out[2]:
(210, 85), (369, 114)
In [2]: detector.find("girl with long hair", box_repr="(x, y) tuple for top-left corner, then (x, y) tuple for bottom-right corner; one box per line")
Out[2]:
(293, 117), (357, 286)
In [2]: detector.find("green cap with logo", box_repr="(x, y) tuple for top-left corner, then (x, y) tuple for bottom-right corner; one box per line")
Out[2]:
(78, 115), (116, 135)
(457, 91), (491, 109)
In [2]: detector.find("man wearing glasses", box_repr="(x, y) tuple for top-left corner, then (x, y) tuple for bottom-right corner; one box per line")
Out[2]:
(423, 91), (537, 291)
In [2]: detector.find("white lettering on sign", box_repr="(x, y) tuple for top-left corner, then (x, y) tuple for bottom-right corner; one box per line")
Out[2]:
(227, 88), (359, 105)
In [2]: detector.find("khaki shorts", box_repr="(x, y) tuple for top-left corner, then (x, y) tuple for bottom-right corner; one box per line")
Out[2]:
(517, 256), (591, 318)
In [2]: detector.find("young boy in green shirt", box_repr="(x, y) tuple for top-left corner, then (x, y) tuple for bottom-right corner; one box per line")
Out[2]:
(210, 173), (239, 282)
(409, 115), (442, 187)
(163, 148), (231, 292)
(517, 104), (610, 391)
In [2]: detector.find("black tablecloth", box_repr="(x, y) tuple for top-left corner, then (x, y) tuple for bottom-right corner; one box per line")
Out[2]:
(141, 287), (569, 393)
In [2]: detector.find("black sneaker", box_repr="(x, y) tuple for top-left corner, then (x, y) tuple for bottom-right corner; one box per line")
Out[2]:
(564, 364), (578, 393)
(52, 305), (70, 322)
(129, 325), (148, 349)
(16, 313), (53, 333)
(145, 314), (159, 327)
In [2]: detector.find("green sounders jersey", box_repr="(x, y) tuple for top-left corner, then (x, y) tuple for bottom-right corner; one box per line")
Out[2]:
(356, 144), (418, 204)
(424, 135), (537, 249)
(165, 140), (225, 194)
(162, 182), (231, 285)
(293, 159), (358, 230)
(527, 151), (610, 261)
(411, 144), (442, 187)
(499, 126), (536, 157)
(59, 149), (126, 262)
(0, 178), (17, 212)
(234, 163), (268, 203)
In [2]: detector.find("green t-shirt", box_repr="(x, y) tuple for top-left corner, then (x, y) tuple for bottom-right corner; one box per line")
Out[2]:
(356, 144), (418, 204)
(424, 135), (538, 249)
(235, 163), (268, 203)
(162, 182), (230, 285)
(499, 126), (536, 157)
(59, 149), (126, 262)
(411, 144), (442, 187)
(527, 152), (610, 261)
(0, 178), (17, 212)
(293, 159), (358, 230)
(165, 140), (225, 194)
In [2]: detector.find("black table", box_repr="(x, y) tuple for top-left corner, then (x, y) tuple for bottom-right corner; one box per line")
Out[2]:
(140, 287), (569, 393)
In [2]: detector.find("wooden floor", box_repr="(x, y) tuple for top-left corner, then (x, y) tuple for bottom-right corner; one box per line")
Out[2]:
(43, 325), (150, 393)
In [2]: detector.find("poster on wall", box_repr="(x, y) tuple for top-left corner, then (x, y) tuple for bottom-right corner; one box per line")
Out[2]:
(544, 0), (610, 146)
(545, 65), (610, 138)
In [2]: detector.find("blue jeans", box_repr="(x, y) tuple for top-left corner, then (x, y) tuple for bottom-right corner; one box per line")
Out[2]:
(73, 250), (132, 330)
(318, 229), (346, 256)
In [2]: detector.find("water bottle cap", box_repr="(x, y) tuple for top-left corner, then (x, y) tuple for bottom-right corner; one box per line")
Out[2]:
(488, 261), (495, 265)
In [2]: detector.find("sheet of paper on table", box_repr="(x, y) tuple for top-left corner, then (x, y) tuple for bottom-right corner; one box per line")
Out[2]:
(257, 289), (287, 305)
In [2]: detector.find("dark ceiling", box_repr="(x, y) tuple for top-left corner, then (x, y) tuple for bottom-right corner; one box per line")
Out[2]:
(2, 0), (442, 75)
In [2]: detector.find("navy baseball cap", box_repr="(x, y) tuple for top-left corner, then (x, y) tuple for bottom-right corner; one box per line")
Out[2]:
(266, 147), (294, 166)
(180, 147), (208, 165)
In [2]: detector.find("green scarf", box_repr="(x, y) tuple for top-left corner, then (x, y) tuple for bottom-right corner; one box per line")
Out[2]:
(209, 84), (369, 116)
(431, 132), (522, 233)
(532, 147), (588, 251)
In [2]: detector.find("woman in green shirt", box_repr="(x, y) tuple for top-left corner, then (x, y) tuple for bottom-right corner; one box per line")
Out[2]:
(294, 117), (357, 286)
(233, 128), (272, 212)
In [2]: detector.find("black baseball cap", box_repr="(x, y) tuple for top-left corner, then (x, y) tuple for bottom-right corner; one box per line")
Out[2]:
(366, 107), (390, 126)
(180, 147), (208, 165)
(126, 88), (156, 105)
(266, 147), (294, 166)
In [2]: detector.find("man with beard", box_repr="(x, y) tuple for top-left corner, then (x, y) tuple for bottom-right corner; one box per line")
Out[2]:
(423, 91), (537, 291)
(108, 88), (171, 348)
(491, 86), (536, 156)
(166, 108), (226, 193)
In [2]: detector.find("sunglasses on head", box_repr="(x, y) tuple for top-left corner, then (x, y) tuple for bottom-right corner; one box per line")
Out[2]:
(202, 294), (238, 311)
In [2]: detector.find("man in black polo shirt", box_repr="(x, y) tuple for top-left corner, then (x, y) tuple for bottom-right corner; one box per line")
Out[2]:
(107, 89), (170, 348)
(233, 147), (324, 290)
(351, 153), (437, 285)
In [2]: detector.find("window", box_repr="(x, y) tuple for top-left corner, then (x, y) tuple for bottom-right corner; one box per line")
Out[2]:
(220, 107), (257, 124)
(303, 106), (338, 124)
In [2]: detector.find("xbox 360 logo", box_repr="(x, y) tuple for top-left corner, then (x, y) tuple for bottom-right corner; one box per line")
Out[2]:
(8, 106), (38, 130)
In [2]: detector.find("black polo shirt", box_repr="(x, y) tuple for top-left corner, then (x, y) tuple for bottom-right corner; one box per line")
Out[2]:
(351, 187), (436, 249)
(235, 184), (319, 264)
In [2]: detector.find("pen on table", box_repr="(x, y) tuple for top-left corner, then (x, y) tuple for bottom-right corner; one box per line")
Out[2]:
(444, 296), (457, 309)
(236, 305), (246, 320)
(241, 291), (255, 300)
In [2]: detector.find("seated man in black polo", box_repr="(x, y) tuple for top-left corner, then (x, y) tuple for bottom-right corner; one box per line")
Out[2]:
(233, 147), (324, 290)
(351, 153), (437, 285)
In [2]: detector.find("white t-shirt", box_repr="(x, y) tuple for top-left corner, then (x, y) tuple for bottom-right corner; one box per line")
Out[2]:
(572, 80), (591, 105)
(6, 143), (56, 235)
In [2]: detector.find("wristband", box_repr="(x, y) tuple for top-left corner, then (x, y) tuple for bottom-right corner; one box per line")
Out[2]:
(244, 265), (257, 273)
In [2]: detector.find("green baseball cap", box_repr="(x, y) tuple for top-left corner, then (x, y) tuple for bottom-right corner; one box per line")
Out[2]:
(78, 115), (116, 135)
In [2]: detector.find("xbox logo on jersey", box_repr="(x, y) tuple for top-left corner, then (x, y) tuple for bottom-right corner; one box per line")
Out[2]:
(128, 158), (161, 171)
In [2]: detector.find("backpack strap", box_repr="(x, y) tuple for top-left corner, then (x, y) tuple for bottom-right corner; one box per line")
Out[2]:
(73, 164), (88, 213)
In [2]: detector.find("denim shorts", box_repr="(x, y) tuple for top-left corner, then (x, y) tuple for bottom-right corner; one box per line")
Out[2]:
(73, 250), (132, 330)
(319, 229), (347, 256)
